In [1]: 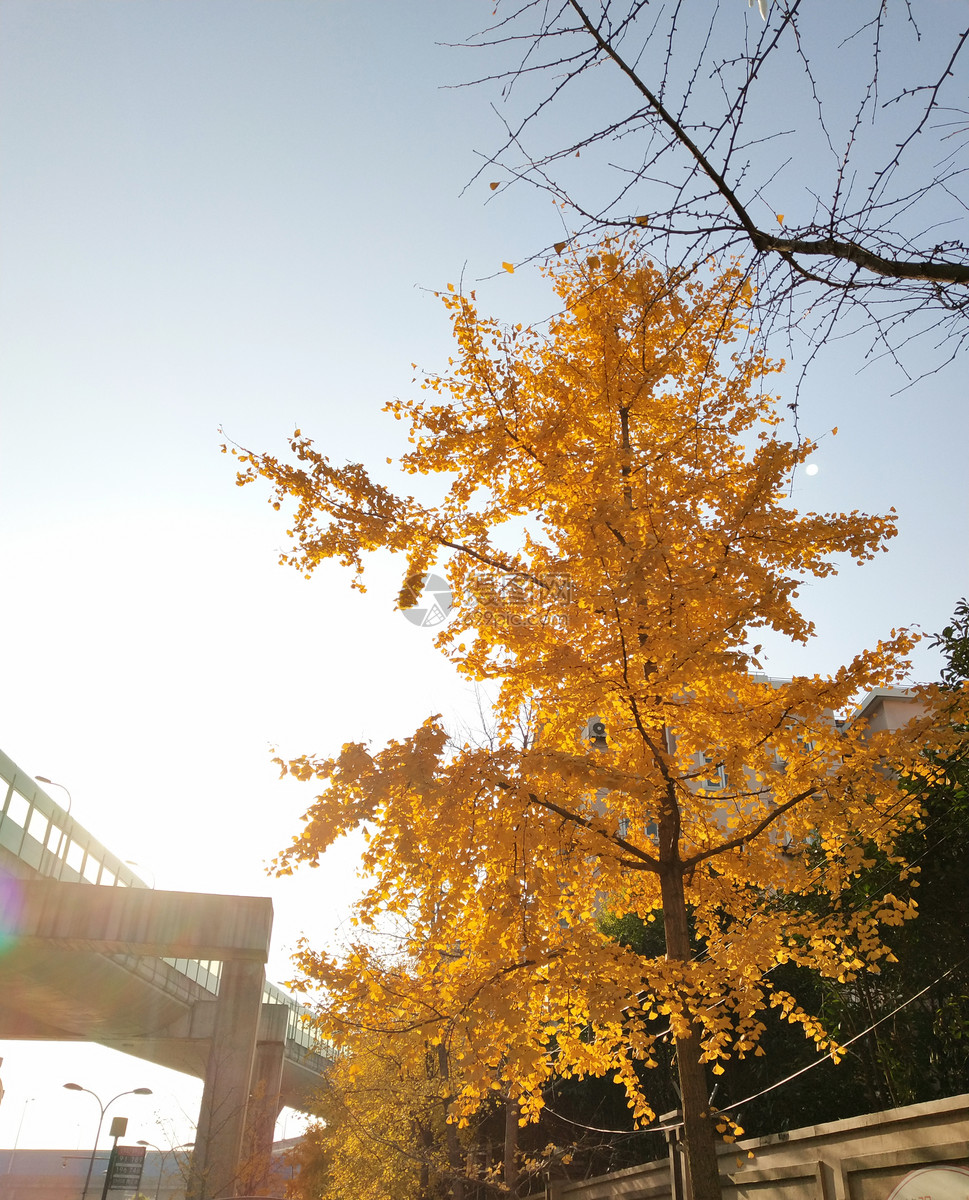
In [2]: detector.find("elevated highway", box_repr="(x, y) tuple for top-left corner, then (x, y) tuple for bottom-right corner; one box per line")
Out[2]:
(0, 748), (330, 1198)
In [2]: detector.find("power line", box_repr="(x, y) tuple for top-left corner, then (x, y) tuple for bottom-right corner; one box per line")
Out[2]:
(716, 954), (969, 1114)
(542, 954), (969, 1137)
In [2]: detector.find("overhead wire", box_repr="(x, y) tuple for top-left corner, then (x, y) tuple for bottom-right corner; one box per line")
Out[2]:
(536, 764), (968, 1135)
(523, 756), (966, 1099)
(715, 953), (969, 1116)
(540, 953), (969, 1136)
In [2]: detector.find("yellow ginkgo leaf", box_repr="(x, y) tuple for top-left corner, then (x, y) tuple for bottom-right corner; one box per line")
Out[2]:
(502, 262), (515, 274)
(554, 242), (567, 255)
(776, 213), (785, 226)
(489, 182), (500, 191)
(634, 215), (649, 226)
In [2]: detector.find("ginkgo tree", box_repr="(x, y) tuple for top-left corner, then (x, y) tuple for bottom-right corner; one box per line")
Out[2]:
(229, 244), (948, 1200)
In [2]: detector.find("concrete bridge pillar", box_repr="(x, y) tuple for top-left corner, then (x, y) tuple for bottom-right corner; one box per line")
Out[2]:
(238, 1004), (288, 1196)
(188, 959), (266, 1200)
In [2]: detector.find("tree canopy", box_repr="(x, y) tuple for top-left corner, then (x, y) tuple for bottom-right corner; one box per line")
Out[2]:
(230, 244), (952, 1199)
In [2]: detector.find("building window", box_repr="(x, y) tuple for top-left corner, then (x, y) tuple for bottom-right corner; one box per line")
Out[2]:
(701, 753), (726, 791)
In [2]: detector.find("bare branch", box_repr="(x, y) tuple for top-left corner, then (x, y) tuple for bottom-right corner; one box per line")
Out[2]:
(463, 0), (969, 382)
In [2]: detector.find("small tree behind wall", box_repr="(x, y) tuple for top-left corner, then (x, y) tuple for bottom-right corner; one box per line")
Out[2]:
(230, 244), (949, 1200)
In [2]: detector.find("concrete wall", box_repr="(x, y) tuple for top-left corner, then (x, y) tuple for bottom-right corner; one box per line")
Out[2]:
(0, 1146), (297, 1200)
(545, 1094), (969, 1200)
(0, 1148), (174, 1200)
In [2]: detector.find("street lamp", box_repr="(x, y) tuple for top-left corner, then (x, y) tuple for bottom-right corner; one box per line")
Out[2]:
(36, 775), (72, 812)
(36, 775), (72, 879)
(63, 1083), (152, 1200)
(137, 1140), (194, 1200)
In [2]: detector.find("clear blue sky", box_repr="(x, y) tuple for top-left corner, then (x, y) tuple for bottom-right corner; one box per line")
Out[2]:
(1, 0), (966, 1153)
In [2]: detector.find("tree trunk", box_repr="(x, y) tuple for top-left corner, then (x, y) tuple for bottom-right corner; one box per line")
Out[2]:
(416, 1120), (432, 1200)
(437, 1044), (465, 1200)
(504, 1096), (519, 1196)
(445, 1122), (465, 1200)
(659, 863), (722, 1200)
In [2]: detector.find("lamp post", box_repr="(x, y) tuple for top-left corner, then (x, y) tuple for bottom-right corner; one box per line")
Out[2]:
(36, 775), (72, 879)
(7, 1096), (35, 1173)
(137, 1140), (194, 1200)
(124, 860), (156, 889)
(63, 1083), (152, 1200)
